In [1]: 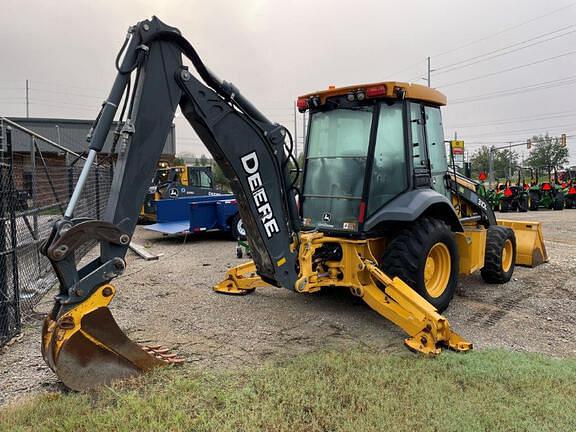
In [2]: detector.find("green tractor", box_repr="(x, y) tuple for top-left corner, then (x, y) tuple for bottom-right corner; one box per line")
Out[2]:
(560, 167), (576, 209)
(528, 166), (564, 211)
(476, 172), (500, 211)
(494, 167), (530, 213)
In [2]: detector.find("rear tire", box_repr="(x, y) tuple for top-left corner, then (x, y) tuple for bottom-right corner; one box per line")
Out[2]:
(480, 226), (516, 284)
(499, 200), (510, 213)
(518, 195), (529, 212)
(553, 193), (564, 211)
(566, 198), (575, 209)
(380, 217), (458, 312)
(529, 193), (539, 211)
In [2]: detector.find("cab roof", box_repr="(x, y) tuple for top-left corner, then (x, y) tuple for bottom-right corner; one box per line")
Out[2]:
(297, 81), (447, 107)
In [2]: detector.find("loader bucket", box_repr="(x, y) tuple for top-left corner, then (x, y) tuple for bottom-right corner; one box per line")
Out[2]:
(41, 284), (179, 391)
(497, 220), (548, 267)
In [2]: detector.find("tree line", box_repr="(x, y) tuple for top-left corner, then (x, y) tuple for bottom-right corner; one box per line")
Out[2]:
(469, 134), (570, 181)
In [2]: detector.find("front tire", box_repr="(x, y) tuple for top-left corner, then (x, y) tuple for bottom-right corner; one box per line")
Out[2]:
(480, 226), (516, 284)
(380, 217), (458, 312)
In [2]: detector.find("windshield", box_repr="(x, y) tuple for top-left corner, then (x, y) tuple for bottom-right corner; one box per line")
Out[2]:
(302, 102), (407, 231)
(302, 107), (373, 230)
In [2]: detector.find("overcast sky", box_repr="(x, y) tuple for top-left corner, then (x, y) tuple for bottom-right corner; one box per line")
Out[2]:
(1, 0), (575, 164)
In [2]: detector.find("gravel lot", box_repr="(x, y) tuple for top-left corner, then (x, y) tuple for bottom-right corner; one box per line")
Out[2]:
(1, 209), (575, 406)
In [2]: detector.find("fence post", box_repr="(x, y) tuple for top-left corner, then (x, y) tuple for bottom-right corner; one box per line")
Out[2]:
(0, 126), (20, 341)
(30, 132), (38, 241)
(8, 128), (20, 330)
(0, 124), (8, 340)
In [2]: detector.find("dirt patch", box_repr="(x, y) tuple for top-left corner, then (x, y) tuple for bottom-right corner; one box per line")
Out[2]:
(1, 210), (575, 406)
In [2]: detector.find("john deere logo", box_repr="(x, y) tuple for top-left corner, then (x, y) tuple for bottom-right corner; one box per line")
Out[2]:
(322, 212), (331, 222)
(169, 188), (179, 198)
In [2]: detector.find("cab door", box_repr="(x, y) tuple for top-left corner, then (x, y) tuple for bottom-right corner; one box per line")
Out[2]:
(409, 102), (431, 188)
(424, 105), (449, 198)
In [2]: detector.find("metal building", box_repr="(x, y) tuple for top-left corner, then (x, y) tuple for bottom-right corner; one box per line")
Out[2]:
(7, 117), (176, 157)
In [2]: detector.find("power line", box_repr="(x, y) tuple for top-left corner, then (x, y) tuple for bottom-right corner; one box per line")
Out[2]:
(31, 87), (105, 101)
(449, 75), (576, 104)
(459, 122), (576, 139)
(437, 50), (576, 88)
(462, 134), (576, 151)
(433, 26), (576, 75)
(384, 59), (427, 81)
(446, 109), (576, 128)
(433, 2), (576, 59)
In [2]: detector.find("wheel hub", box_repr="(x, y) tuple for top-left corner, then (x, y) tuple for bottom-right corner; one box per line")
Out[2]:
(424, 243), (451, 298)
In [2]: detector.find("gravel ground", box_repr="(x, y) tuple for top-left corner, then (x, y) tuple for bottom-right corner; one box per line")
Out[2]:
(1, 209), (575, 406)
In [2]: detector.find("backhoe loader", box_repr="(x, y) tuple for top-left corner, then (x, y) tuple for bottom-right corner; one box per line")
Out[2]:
(41, 17), (548, 391)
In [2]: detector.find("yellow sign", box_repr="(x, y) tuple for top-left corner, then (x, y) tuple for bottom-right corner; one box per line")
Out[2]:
(451, 140), (465, 155)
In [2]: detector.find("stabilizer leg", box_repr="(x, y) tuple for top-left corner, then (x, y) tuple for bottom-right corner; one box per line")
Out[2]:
(214, 260), (270, 295)
(361, 261), (472, 355)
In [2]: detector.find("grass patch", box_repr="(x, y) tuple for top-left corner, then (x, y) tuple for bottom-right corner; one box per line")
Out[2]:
(1, 349), (575, 432)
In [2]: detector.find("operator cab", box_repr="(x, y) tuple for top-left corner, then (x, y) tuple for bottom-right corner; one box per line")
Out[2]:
(297, 82), (449, 236)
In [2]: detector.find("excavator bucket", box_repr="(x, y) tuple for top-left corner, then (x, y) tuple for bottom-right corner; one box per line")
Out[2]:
(497, 220), (548, 267)
(41, 284), (182, 391)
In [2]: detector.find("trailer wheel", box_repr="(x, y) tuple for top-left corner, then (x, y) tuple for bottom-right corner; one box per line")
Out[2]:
(380, 217), (458, 312)
(480, 226), (516, 284)
(230, 214), (246, 240)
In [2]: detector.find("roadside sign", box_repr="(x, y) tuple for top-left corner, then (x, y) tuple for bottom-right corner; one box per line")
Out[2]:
(451, 140), (464, 155)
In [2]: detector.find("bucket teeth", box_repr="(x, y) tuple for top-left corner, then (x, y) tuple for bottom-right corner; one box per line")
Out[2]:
(140, 344), (186, 363)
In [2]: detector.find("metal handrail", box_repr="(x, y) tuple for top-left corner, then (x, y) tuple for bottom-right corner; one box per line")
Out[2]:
(0, 117), (97, 165)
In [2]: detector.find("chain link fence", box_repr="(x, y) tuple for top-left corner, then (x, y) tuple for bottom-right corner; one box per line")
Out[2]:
(0, 119), (112, 346)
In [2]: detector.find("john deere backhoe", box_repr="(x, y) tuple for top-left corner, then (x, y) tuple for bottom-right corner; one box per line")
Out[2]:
(41, 17), (548, 391)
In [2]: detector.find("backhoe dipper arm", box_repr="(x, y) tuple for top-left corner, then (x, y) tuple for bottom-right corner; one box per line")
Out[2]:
(43, 17), (300, 318)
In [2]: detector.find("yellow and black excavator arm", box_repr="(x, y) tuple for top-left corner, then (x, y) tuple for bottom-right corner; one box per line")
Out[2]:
(41, 16), (301, 390)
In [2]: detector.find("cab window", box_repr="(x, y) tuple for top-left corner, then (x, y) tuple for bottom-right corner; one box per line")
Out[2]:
(367, 102), (407, 214)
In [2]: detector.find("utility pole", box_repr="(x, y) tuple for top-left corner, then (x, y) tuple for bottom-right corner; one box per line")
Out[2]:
(25, 79), (29, 118)
(508, 141), (512, 179)
(293, 101), (298, 158)
(427, 57), (431, 87)
(488, 148), (494, 189)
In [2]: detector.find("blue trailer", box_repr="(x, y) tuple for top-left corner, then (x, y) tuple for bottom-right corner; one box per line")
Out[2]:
(143, 194), (245, 238)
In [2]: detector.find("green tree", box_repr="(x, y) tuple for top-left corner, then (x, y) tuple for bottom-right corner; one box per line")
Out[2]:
(525, 134), (569, 170)
(198, 154), (209, 167)
(212, 162), (230, 191)
(172, 156), (186, 166)
(470, 145), (519, 181)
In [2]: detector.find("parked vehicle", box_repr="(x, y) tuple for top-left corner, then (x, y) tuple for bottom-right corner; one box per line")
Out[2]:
(143, 194), (245, 239)
(140, 162), (224, 222)
(528, 166), (564, 211)
(560, 167), (576, 209)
